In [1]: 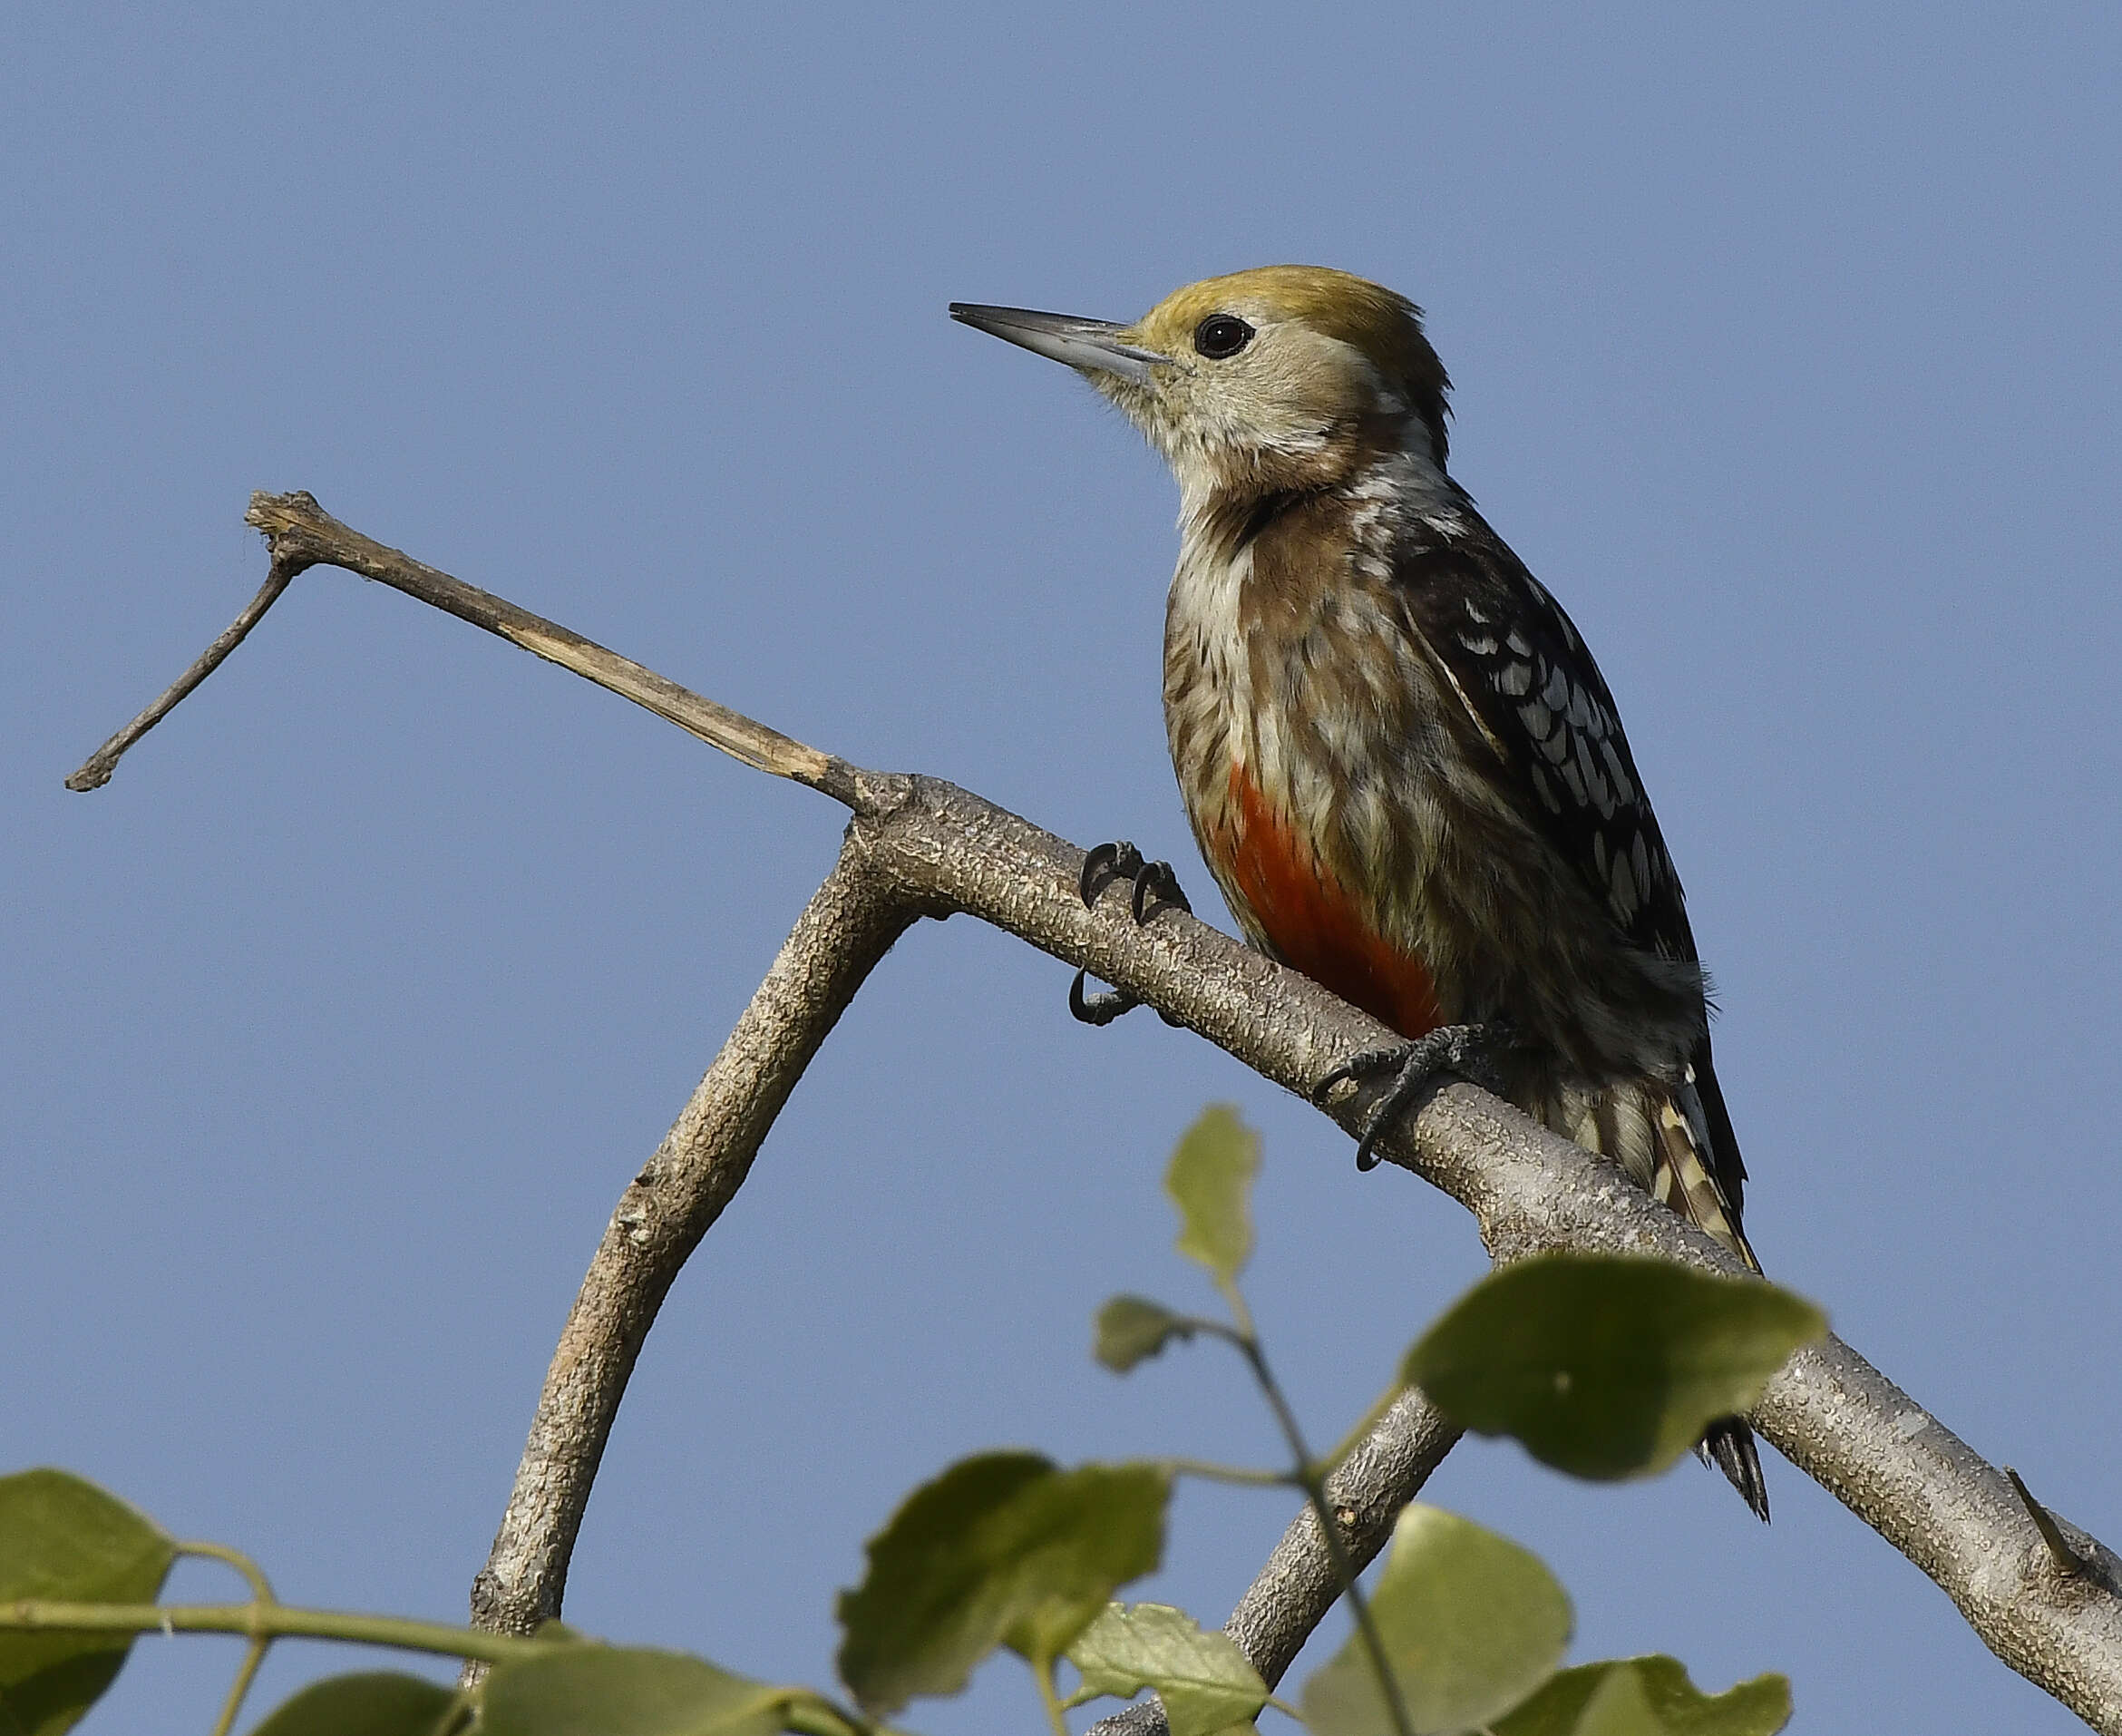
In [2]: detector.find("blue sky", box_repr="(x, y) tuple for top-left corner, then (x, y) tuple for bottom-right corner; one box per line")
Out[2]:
(4, 5), (2117, 1731)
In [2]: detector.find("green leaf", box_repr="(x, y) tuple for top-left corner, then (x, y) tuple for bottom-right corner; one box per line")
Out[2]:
(1494, 1657), (1791, 1736)
(1095, 1296), (1196, 1372)
(1300, 1504), (1571, 1736)
(246, 1672), (461, 1736)
(1165, 1107), (1259, 1289)
(1402, 1255), (1825, 1480)
(1063, 1602), (1267, 1736)
(0, 1468), (177, 1736)
(1567, 1665), (1659, 1736)
(835, 1453), (1168, 1716)
(479, 1647), (807, 1736)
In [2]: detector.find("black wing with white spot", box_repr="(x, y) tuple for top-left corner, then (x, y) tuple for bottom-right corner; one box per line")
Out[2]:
(1395, 512), (1697, 964)
(1392, 508), (1753, 1261)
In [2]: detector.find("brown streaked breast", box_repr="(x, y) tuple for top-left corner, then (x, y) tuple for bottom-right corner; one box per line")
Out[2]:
(1217, 760), (1444, 1040)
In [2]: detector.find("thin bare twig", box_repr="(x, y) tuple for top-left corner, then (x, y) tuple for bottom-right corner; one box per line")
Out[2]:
(66, 557), (299, 790)
(70, 493), (2122, 1733)
(67, 493), (852, 800)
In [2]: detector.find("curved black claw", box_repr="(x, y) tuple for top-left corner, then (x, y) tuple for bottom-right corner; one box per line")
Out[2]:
(1069, 968), (1142, 1027)
(1313, 1021), (1514, 1171)
(1080, 841), (1147, 909)
(1080, 841), (1192, 926)
(1130, 859), (1193, 925)
(1073, 843), (1194, 1028)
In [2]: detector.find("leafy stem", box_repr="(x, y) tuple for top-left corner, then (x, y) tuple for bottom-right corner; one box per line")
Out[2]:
(207, 1635), (269, 1736)
(1036, 1655), (1074, 1736)
(174, 1541), (279, 1736)
(1226, 1322), (1417, 1736)
(177, 1538), (276, 1604)
(1157, 1457), (1294, 1489)
(0, 1596), (560, 1665)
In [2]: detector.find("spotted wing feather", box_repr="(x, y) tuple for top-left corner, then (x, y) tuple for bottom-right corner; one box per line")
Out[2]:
(1397, 522), (1692, 961)
(1390, 507), (1749, 1216)
(1389, 507), (1767, 1517)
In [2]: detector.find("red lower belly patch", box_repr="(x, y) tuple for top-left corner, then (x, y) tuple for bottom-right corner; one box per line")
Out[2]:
(1219, 762), (1444, 1040)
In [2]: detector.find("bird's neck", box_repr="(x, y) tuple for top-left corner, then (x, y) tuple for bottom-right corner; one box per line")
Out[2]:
(1174, 425), (1464, 569)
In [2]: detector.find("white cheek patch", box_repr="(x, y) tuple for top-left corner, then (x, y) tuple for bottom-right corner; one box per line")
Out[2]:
(1205, 330), (1397, 462)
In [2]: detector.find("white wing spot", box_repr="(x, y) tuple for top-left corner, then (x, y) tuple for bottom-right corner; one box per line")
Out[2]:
(1543, 665), (1571, 710)
(1516, 701), (1553, 740)
(1600, 739), (1634, 803)
(1611, 852), (1638, 918)
(1498, 661), (1533, 697)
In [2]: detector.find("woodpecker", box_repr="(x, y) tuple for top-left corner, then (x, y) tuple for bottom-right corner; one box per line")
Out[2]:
(951, 266), (1770, 1521)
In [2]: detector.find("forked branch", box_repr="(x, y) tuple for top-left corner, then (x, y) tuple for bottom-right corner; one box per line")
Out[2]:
(70, 493), (2122, 1733)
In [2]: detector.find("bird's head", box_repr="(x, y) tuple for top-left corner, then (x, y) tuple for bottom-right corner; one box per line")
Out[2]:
(951, 266), (1452, 502)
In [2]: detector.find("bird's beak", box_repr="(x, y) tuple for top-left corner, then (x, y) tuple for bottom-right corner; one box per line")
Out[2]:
(949, 303), (1172, 385)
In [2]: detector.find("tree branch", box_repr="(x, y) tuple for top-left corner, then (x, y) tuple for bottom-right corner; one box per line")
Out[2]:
(1084, 1388), (1464, 1736)
(1224, 1389), (1464, 1689)
(467, 835), (922, 1648)
(851, 777), (2122, 1736)
(70, 493), (2122, 1733)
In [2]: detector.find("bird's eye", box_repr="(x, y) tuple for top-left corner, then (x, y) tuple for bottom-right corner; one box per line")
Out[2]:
(1192, 314), (1254, 360)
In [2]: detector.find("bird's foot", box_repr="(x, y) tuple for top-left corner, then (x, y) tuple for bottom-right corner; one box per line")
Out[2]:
(1079, 840), (1193, 923)
(1312, 1020), (1515, 1170)
(1070, 841), (1192, 1027)
(1068, 970), (1144, 1027)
